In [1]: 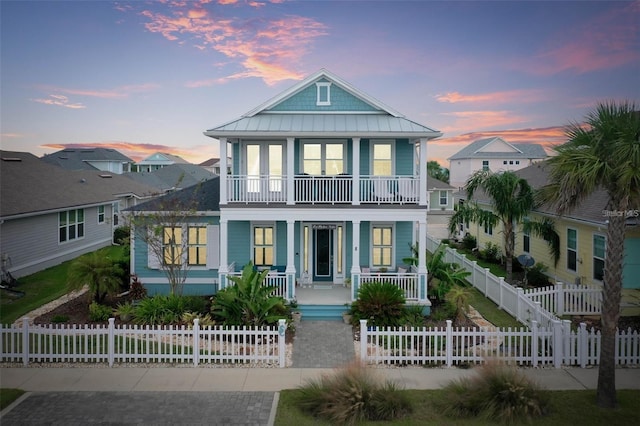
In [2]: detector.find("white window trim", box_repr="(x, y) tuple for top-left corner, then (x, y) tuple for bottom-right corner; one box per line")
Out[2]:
(59, 208), (85, 244)
(370, 139), (395, 176)
(98, 205), (106, 224)
(316, 82), (331, 106)
(252, 223), (276, 267)
(370, 223), (395, 269)
(567, 227), (578, 272)
(439, 190), (448, 206)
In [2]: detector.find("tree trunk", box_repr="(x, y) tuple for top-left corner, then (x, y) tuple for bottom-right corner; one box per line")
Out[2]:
(596, 210), (625, 408)
(503, 221), (514, 281)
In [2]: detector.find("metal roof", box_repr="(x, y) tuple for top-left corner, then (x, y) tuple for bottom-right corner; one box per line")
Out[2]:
(205, 113), (441, 139)
(449, 137), (547, 160)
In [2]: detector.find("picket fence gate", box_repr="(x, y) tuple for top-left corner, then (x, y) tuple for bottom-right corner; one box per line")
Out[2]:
(359, 319), (640, 367)
(1, 318), (287, 367)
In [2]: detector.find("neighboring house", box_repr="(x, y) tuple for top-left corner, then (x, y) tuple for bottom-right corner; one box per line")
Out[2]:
(0, 151), (158, 278)
(41, 147), (134, 174)
(135, 152), (189, 172)
(199, 157), (232, 175)
(130, 69), (443, 311)
(455, 161), (640, 303)
(124, 164), (216, 193)
(448, 137), (548, 190)
(426, 176), (456, 240)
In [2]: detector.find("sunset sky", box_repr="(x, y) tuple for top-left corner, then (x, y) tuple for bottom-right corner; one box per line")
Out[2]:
(1, 1), (638, 166)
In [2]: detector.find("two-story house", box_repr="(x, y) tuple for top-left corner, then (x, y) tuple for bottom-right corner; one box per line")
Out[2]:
(42, 147), (134, 174)
(130, 69), (442, 315)
(448, 137), (547, 190)
(135, 152), (190, 172)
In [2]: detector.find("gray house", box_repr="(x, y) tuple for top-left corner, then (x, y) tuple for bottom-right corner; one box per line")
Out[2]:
(123, 163), (216, 193)
(41, 147), (134, 174)
(0, 151), (157, 278)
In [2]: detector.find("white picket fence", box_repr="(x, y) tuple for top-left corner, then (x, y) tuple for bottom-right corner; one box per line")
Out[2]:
(359, 319), (640, 367)
(425, 235), (602, 327)
(1, 318), (287, 367)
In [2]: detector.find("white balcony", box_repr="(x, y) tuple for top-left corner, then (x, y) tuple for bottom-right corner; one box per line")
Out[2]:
(225, 175), (421, 205)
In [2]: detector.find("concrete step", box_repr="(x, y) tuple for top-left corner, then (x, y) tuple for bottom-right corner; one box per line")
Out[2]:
(298, 304), (347, 321)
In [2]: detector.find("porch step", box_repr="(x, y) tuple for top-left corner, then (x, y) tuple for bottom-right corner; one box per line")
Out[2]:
(298, 304), (347, 321)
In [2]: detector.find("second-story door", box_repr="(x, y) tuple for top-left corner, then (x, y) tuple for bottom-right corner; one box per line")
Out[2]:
(245, 143), (284, 197)
(301, 141), (345, 176)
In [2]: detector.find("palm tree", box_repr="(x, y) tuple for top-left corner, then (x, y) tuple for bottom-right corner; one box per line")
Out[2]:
(426, 244), (471, 301)
(537, 101), (640, 409)
(427, 160), (450, 183)
(68, 252), (124, 304)
(448, 170), (559, 281)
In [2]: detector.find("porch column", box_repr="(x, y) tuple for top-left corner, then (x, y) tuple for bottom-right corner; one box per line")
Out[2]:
(350, 220), (361, 301)
(219, 138), (227, 205)
(218, 218), (229, 289)
(286, 137), (295, 205)
(352, 137), (360, 205)
(418, 219), (428, 302)
(418, 138), (428, 206)
(286, 219), (296, 300)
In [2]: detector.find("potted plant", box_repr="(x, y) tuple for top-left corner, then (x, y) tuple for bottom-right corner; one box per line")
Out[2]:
(290, 299), (302, 323)
(342, 303), (353, 324)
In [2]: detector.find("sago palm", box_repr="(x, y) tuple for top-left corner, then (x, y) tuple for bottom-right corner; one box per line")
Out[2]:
(537, 101), (640, 408)
(67, 251), (124, 304)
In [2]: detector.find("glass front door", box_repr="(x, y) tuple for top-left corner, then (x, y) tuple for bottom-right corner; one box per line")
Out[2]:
(313, 228), (333, 281)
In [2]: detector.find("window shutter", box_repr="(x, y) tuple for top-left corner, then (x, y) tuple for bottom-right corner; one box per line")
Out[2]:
(147, 228), (162, 269)
(206, 225), (220, 269)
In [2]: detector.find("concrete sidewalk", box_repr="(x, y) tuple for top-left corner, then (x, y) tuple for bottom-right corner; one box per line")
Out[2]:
(2, 365), (640, 392)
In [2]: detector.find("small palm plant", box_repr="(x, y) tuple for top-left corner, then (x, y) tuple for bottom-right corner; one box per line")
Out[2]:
(210, 262), (286, 326)
(445, 285), (473, 324)
(350, 281), (406, 327)
(428, 244), (471, 302)
(68, 252), (123, 304)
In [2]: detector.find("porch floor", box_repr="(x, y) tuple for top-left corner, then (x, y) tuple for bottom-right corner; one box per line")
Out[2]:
(295, 284), (351, 305)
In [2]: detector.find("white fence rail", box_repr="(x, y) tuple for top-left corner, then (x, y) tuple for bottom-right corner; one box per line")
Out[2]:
(360, 272), (419, 301)
(359, 319), (640, 367)
(426, 234), (602, 326)
(1, 318), (287, 367)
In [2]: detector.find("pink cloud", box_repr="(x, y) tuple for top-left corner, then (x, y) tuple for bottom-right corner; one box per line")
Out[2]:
(435, 89), (548, 104)
(31, 95), (86, 109)
(132, 2), (327, 85)
(37, 83), (159, 99)
(439, 110), (530, 134)
(517, 2), (639, 75)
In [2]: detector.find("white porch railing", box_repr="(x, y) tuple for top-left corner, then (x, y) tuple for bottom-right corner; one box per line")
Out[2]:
(1, 318), (287, 367)
(360, 272), (420, 301)
(226, 271), (289, 300)
(225, 174), (420, 205)
(359, 319), (640, 367)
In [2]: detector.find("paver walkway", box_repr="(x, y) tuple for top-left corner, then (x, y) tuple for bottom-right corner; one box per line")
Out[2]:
(291, 320), (355, 368)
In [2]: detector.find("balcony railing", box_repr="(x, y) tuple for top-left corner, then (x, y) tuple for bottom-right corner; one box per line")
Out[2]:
(226, 175), (420, 205)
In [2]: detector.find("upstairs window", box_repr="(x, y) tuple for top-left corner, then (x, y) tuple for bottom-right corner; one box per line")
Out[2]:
(98, 205), (105, 224)
(372, 142), (393, 176)
(482, 160), (489, 171)
(316, 82), (331, 106)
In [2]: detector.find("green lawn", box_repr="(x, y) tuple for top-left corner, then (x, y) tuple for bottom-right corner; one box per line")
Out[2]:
(275, 389), (640, 425)
(0, 388), (25, 410)
(0, 245), (127, 325)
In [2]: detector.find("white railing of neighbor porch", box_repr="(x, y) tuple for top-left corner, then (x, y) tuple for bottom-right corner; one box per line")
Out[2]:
(359, 319), (640, 367)
(1, 318), (287, 368)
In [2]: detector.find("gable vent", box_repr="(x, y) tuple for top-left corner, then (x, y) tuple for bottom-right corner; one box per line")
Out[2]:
(1, 157), (22, 162)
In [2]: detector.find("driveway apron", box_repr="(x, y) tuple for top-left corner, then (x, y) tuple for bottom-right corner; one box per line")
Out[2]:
(291, 320), (355, 368)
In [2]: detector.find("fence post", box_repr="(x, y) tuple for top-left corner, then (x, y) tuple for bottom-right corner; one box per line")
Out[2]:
(498, 277), (505, 309)
(471, 261), (477, 287)
(446, 320), (453, 368)
(531, 320), (539, 367)
(193, 318), (200, 367)
(483, 268), (490, 296)
(108, 318), (115, 367)
(556, 282), (564, 316)
(516, 288), (524, 323)
(360, 320), (368, 366)
(277, 319), (286, 368)
(552, 320), (563, 368)
(579, 322), (587, 368)
(562, 320), (572, 366)
(534, 301), (542, 325)
(21, 318), (29, 366)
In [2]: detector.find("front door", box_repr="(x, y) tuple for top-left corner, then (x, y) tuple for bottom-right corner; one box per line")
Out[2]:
(313, 228), (333, 281)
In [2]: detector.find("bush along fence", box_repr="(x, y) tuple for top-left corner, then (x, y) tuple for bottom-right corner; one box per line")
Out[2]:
(1, 318), (288, 367)
(359, 319), (640, 368)
(425, 235), (602, 329)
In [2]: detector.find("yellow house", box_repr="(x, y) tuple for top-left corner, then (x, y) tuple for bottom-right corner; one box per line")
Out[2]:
(455, 162), (640, 314)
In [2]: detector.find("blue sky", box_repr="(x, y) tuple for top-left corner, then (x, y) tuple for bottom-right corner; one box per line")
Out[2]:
(1, 0), (638, 165)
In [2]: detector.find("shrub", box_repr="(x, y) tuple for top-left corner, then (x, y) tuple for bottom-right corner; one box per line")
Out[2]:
(445, 284), (473, 324)
(295, 363), (412, 424)
(525, 263), (551, 288)
(113, 226), (130, 245)
(88, 302), (112, 322)
(462, 233), (477, 250)
(51, 315), (69, 323)
(480, 242), (502, 263)
(128, 275), (147, 300)
(349, 281), (406, 327)
(133, 294), (195, 325)
(440, 361), (550, 424)
(401, 304), (426, 328)
(114, 301), (136, 322)
(181, 311), (216, 328)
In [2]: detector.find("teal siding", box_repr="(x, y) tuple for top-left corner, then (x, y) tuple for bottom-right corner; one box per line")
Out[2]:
(270, 79), (378, 112)
(345, 222), (353, 273)
(623, 238), (640, 289)
(228, 221), (251, 268)
(233, 144), (240, 172)
(395, 139), (414, 175)
(360, 222), (371, 266)
(360, 140), (370, 175)
(395, 222), (413, 265)
(275, 221), (287, 266)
